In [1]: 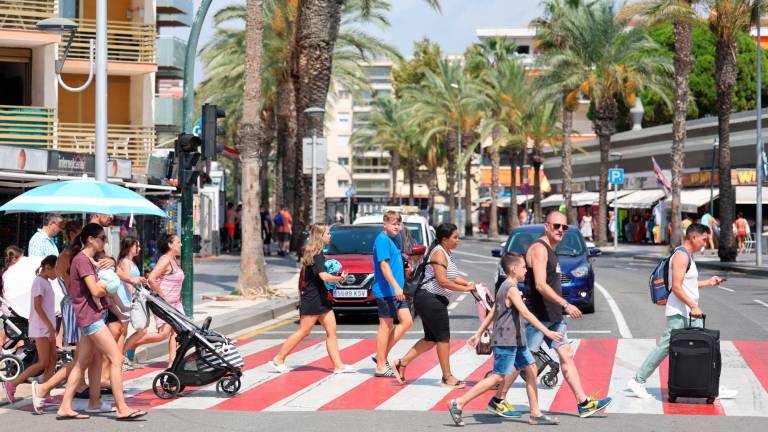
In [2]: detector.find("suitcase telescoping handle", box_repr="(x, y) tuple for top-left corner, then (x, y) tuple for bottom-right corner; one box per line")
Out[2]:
(688, 312), (706, 328)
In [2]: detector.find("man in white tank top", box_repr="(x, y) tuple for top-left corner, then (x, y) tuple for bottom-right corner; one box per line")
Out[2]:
(627, 223), (734, 399)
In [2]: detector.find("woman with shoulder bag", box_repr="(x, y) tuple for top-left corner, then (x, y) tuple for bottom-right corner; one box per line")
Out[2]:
(394, 223), (476, 387)
(268, 224), (354, 374)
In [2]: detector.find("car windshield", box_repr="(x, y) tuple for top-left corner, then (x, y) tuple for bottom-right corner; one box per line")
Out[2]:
(326, 226), (399, 255)
(405, 223), (423, 245)
(505, 229), (585, 256)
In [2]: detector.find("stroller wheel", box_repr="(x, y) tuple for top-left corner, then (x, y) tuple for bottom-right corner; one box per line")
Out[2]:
(152, 371), (181, 399)
(216, 375), (241, 396)
(0, 355), (23, 382)
(540, 372), (558, 389)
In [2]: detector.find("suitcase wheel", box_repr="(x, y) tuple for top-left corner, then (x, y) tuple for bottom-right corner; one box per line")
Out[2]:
(706, 397), (715, 404)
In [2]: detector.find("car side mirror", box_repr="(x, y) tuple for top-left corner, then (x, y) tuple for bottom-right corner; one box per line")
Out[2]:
(589, 248), (602, 257)
(410, 244), (427, 256)
(491, 248), (502, 257)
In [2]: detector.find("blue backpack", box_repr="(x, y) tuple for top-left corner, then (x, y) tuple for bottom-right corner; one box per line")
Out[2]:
(648, 246), (691, 305)
(274, 212), (283, 226)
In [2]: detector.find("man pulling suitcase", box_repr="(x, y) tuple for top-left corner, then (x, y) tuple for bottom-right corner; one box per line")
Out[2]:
(627, 223), (737, 401)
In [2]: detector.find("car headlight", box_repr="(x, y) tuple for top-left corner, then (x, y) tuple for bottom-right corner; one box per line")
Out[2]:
(570, 265), (590, 278)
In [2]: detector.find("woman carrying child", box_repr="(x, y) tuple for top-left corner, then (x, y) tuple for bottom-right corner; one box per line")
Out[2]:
(2, 255), (59, 403)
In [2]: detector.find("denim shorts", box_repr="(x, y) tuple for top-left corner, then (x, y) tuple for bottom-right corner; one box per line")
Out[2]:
(492, 346), (535, 375)
(376, 297), (409, 319)
(79, 313), (107, 336)
(525, 320), (570, 350)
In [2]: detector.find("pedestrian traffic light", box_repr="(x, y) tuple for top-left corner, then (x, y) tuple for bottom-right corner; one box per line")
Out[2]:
(175, 133), (201, 190)
(201, 103), (226, 160)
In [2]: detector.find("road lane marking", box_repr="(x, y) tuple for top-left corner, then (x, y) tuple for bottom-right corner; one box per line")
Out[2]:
(458, 259), (499, 264)
(718, 286), (735, 292)
(754, 299), (768, 309)
(457, 294), (467, 302)
(453, 250), (499, 260)
(594, 281), (633, 339)
(237, 316), (297, 339)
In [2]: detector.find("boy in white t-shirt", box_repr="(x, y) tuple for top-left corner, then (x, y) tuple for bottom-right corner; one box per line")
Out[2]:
(627, 223), (735, 399)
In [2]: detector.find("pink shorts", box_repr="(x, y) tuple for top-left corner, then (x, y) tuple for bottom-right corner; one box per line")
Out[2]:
(155, 301), (184, 330)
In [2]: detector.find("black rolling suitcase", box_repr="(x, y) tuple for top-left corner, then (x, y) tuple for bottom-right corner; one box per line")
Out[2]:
(668, 314), (721, 404)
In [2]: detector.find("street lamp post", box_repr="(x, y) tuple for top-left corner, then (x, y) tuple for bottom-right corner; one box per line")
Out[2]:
(304, 107), (325, 224)
(757, 21), (764, 266)
(709, 138), (718, 216)
(610, 152), (623, 251)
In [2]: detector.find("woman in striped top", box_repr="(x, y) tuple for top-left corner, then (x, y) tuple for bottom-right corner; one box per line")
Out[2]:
(395, 223), (477, 387)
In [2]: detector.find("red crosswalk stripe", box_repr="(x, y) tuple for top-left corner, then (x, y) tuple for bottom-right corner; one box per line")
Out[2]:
(430, 355), (495, 412)
(548, 338), (618, 413)
(658, 357), (725, 416)
(733, 341), (768, 394)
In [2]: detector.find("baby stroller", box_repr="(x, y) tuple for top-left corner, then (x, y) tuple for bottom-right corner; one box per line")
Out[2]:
(0, 296), (73, 383)
(136, 287), (245, 399)
(471, 284), (560, 389)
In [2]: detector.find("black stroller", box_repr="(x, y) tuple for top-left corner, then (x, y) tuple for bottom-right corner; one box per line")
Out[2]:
(471, 286), (560, 389)
(0, 296), (73, 383)
(137, 287), (245, 399)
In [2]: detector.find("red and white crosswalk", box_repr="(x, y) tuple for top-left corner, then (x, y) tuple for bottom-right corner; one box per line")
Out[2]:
(5, 338), (768, 417)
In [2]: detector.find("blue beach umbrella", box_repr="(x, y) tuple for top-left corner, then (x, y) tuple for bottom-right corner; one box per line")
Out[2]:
(0, 179), (167, 217)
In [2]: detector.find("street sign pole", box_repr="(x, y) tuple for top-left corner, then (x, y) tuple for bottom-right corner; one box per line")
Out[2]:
(609, 167), (624, 251)
(179, 0), (214, 318)
(311, 128), (317, 224)
(757, 21), (763, 266)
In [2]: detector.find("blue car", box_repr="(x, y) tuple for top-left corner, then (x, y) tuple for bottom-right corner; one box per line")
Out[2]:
(491, 225), (601, 314)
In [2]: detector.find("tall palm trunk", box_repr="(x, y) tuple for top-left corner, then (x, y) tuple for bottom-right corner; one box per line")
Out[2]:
(715, 36), (738, 262)
(464, 156), (472, 236)
(277, 77), (297, 212)
(408, 148), (415, 205)
(532, 140), (543, 223)
(292, 0), (342, 230)
(594, 96), (618, 247)
(236, 0), (269, 297)
(391, 149), (400, 200)
(508, 148), (519, 230)
(260, 109), (275, 210)
(562, 104), (576, 224)
(427, 144), (438, 224)
(670, 19), (693, 248)
(490, 145), (500, 238)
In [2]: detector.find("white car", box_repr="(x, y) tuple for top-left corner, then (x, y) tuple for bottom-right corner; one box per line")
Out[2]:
(353, 213), (435, 247)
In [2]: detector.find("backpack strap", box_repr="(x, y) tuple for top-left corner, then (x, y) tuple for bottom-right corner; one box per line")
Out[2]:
(671, 246), (692, 273)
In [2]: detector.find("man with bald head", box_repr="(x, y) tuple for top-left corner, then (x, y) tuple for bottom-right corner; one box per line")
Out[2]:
(525, 211), (611, 417)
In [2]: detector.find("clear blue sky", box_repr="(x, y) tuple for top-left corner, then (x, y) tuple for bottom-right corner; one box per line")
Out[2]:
(162, 0), (543, 84)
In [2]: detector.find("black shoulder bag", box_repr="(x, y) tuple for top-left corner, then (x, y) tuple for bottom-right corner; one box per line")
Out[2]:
(403, 244), (439, 298)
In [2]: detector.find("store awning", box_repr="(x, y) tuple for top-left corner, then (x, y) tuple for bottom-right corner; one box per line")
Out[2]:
(0, 171), (175, 195)
(614, 189), (666, 208)
(735, 186), (768, 204)
(662, 188), (717, 213)
(539, 191), (607, 208)
(475, 194), (533, 207)
(540, 193), (563, 208)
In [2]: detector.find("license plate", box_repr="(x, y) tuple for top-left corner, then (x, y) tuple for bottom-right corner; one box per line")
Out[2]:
(334, 289), (368, 298)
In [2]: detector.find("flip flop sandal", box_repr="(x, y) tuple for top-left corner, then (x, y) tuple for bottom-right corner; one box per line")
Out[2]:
(442, 376), (467, 389)
(395, 359), (407, 382)
(86, 402), (116, 413)
(31, 381), (44, 415)
(374, 369), (395, 378)
(529, 415), (559, 425)
(56, 413), (91, 420)
(448, 399), (464, 427)
(116, 410), (147, 421)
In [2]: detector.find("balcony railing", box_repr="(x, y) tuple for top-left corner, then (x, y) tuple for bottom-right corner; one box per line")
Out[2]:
(0, 105), (55, 148)
(56, 123), (155, 168)
(62, 18), (157, 63)
(0, 0), (57, 31)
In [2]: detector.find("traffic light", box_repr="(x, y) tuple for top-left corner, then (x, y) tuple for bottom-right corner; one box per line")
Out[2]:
(175, 133), (201, 190)
(201, 103), (226, 160)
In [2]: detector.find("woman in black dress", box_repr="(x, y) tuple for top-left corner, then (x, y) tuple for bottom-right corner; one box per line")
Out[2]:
(268, 223), (354, 374)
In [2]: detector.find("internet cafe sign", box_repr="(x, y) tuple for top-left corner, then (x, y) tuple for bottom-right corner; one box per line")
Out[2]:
(682, 169), (757, 187)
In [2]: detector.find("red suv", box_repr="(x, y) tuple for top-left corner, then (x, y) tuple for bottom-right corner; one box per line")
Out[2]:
(297, 224), (426, 314)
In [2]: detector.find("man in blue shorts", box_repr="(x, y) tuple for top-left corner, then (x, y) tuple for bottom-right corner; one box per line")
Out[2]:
(372, 210), (413, 378)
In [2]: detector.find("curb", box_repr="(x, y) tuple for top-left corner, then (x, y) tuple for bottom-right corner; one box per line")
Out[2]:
(632, 255), (768, 277)
(133, 298), (299, 363)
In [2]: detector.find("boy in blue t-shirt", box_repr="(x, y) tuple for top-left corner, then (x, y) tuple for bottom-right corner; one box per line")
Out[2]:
(372, 210), (413, 379)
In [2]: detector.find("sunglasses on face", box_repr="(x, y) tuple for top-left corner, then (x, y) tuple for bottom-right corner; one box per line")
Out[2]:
(550, 223), (568, 231)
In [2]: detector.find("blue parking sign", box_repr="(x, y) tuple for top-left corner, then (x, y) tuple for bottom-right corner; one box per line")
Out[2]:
(609, 168), (624, 185)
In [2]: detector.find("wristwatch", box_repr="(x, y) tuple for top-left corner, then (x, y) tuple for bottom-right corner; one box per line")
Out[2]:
(562, 302), (570, 311)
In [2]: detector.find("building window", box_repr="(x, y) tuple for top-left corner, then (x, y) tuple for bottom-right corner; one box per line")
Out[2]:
(338, 180), (349, 189)
(338, 157), (349, 167)
(338, 90), (351, 99)
(60, 0), (79, 18)
(337, 112), (351, 126)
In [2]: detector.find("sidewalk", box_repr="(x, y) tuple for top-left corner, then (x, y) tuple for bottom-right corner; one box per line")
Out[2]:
(133, 253), (300, 362)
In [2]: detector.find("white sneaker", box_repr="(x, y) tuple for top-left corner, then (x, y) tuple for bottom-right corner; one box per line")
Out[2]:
(268, 360), (288, 373)
(718, 387), (738, 399)
(333, 364), (355, 374)
(627, 378), (653, 399)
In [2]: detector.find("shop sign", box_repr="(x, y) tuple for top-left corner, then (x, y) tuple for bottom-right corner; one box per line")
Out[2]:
(682, 169), (757, 187)
(47, 150), (94, 175)
(109, 159), (132, 180)
(0, 145), (48, 173)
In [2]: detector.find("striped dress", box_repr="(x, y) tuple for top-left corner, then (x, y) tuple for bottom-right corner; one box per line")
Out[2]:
(422, 245), (458, 299)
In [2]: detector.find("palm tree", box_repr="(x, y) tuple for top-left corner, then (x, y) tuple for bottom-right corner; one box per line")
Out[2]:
(236, 0), (270, 297)
(621, 1), (701, 248)
(525, 101), (562, 223)
(533, 0), (588, 225)
(540, 1), (672, 245)
(705, 0), (762, 261)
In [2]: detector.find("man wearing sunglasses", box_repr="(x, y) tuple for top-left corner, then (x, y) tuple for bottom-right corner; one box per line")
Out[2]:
(524, 211), (612, 418)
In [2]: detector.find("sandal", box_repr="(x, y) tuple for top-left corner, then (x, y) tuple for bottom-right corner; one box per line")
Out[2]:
(116, 410), (147, 421)
(374, 368), (395, 378)
(442, 376), (466, 389)
(529, 414), (559, 425)
(395, 359), (407, 383)
(448, 399), (464, 427)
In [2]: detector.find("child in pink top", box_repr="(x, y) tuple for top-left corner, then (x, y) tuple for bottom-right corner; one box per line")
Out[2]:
(2, 255), (58, 404)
